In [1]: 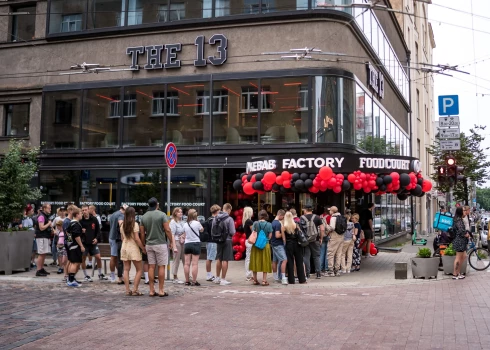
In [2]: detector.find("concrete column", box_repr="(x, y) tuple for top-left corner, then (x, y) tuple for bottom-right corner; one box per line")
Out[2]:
(0, 5), (11, 42)
(35, 1), (48, 40)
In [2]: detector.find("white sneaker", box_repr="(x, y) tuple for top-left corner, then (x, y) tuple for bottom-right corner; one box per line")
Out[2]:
(206, 276), (216, 282)
(110, 276), (117, 283)
(84, 276), (93, 282)
(173, 279), (184, 284)
(281, 277), (288, 285)
(219, 280), (231, 286)
(213, 277), (221, 284)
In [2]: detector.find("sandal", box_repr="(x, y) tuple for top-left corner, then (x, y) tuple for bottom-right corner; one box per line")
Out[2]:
(158, 292), (169, 297)
(262, 281), (269, 286)
(132, 290), (143, 296)
(149, 292), (158, 297)
(192, 281), (201, 286)
(252, 279), (260, 285)
(125, 291), (133, 296)
(184, 282), (191, 286)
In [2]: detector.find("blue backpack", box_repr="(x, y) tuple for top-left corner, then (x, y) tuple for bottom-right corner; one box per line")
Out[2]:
(255, 222), (268, 250)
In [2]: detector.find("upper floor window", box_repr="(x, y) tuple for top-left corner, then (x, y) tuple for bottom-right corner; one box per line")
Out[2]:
(55, 100), (74, 124)
(241, 86), (271, 112)
(4, 104), (30, 137)
(109, 95), (136, 118)
(61, 14), (82, 32)
(196, 90), (229, 115)
(159, 3), (186, 22)
(10, 6), (36, 42)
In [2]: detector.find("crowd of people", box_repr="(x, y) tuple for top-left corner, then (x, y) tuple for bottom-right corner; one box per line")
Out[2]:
(23, 198), (377, 294)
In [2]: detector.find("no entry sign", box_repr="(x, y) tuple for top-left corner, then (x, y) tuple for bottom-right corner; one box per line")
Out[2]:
(165, 142), (177, 169)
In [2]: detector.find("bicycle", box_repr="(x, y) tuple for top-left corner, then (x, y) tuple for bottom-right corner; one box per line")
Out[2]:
(467, 239), (490, 271)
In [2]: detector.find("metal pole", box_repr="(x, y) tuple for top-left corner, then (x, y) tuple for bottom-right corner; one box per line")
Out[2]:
(166, 167), (171, 281)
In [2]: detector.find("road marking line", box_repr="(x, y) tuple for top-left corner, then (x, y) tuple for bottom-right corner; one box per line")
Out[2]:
(219, 290), (283, 295)
(190, 312), (199, 316)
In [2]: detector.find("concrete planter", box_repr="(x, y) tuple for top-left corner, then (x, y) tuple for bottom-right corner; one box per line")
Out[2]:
(0, 231), (34, 275)
(441, 255), (468, 275)
(411, 257), (439, 279)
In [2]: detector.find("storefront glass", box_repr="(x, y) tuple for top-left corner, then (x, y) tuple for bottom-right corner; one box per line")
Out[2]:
(40, 170), (78, 210)
(49, 0), (87, 34)
(43, 90), (82, 149)
(165, 168), (208, 217)
(212, 79), (258, 145)
(87, 0), (124, 29)
(355, 85), (366, 150)
(260, 77), (309, 144)
(122, 85), (165, 147)
(83, 87), (120, 149)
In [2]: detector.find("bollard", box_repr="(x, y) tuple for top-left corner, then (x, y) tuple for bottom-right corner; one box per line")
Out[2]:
(395, 262), (407, 279)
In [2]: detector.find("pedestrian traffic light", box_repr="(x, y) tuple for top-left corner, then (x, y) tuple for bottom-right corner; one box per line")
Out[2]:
(437, 165), (447, 184)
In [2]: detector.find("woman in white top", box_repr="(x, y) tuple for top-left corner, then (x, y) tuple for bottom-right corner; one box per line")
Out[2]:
(170, 207), (186, 284)
(183, 209), (204, 286)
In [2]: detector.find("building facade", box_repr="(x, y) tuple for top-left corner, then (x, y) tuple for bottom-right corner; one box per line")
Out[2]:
(0, 0), (428, 239)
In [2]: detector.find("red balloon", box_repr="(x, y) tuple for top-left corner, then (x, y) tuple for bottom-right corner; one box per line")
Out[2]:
(275, 175), (284, 185)
(363, 187), (371, 193)
(251, 175), (256, 183)
(360, 173), (366, 180)
(370, 243), (378, 255)
(236, 252), (242, 260)
(319, 166), (334, 181)
(390, 172), (400, 181)
(336, 174), (344, 180)
(281, 171), (291, 180)
(310, 186), (319, 193)
(242, 175), (247, 182)
(313, 179), (321, 187)
(243, 182), (254, 195)
(368, 180), (376, 188)
(333, 186), (342, 193)
(263, 171), (277, 185)
(283, 181), (291, 189)
(236, 219), (242, 227)
(347, 174), (356, 183)
(354, 183), (362, 190)
(328, 177), (337, 187)
(422, 180), (432, 192)
(234, 210), (240, 217)
(239, 238), (246, 246)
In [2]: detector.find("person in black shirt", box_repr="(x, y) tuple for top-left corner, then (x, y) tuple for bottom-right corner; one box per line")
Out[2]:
(204, 204), (221, 282)
(300, 204), (325, 279)
(360, 203), (375, 257)
(66, 207), (85, 288)
(80, 205), (108, 282)
(263, 204), (274, 223)
(243, 206), (254, 281)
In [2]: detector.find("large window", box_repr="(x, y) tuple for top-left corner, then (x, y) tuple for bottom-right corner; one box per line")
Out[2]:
(49, 0), (86, 33)
(43, 91), (81, 149)
(83, 88), (120, 149)
(260, 77), (309, 144)
(123, 86), (165, 147)
(314, 76), (355, 144)
(4, 104), (29, 137)
(87, 0), (125, 29)
(355, 86), (366, 149)
(212, 79), (258, 145)
(10, 6), (36, 42)
(120, 169), (161, 210)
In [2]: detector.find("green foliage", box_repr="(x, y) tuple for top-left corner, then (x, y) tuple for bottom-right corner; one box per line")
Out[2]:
(417, 247), (432, 258)
(476, 187), (490, 211)
(428, 125), (490, 202)
(358, 135), (399, 155)
(477, 251), (488, 260)
(0, 140), (41, 230)
(443, 243), (456, 256)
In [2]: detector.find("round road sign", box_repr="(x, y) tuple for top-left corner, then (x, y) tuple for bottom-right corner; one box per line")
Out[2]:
(165, 142), (177, 169)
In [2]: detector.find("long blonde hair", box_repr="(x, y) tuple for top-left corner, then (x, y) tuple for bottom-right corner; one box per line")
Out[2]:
(242, 206), (253, 223)
(283, 212), (297, 234)
(171, 207), (182, 222)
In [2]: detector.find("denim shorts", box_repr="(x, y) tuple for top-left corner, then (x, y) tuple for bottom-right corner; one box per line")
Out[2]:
(109, 239), (118, 257)
(184, 242), (201, 256)
(272, 245), (287, 263)
(206, 242), (217, 261)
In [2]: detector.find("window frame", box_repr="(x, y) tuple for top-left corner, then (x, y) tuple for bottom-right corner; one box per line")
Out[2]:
(4, 103), (30, 137)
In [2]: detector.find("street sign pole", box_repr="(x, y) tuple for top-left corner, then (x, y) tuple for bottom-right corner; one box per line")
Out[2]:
(164, 142), (178, 281)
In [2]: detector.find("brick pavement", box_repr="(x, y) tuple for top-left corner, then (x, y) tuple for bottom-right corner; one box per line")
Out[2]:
(0, 269), (489, 349)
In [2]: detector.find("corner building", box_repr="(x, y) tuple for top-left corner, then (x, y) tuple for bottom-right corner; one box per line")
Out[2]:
(0, 0), (422, 239)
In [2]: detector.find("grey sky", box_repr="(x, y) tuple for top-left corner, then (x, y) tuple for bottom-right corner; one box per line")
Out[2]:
(430, 0), (490, 153)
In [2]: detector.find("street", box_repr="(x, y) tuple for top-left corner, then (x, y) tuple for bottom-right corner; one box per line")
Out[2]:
(1, 269), (489, 350)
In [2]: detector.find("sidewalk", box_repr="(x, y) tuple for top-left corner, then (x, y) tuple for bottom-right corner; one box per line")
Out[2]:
(1, 232), (471, 289)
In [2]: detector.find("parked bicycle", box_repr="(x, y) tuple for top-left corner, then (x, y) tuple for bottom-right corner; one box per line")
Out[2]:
(467, 239), (490, 271)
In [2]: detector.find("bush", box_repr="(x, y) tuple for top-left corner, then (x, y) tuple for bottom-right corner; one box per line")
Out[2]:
(444, 243), (456, 256)
(417, 247), (432, 258)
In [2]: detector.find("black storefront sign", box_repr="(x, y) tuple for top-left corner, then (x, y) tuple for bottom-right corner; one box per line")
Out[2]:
(367, 62), (384, 99)
(246, 153), (421, 174)
(126, 34), (228, 71)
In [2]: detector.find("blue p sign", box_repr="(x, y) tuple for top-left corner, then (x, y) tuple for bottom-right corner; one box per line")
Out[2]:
(438, 95), (459, 115)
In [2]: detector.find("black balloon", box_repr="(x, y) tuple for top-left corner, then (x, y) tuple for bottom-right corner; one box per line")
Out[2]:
(397, 194), (408, 201)
(309, 174), (316, 180)
(376, 177), (384, 187)
(272, 183), (280, 192)
(295, 179), (305, 189)
(233, 179), (243, 191)
(240, 172), (247, 179)
(400, 173), (410, 186)
(300, 173), (309, 181)
(410, 185), (422, 196)
(417, 178), (423, 186)
(292, 173), (300, 181)
(280, 186), (288, 194)
(252, 181), (264, 190)
(247, 173), (253, 182)
(417, 192), (425, 197)
(379, 184), (387, 192)
(304, 179), (313, 188)
(342, 180), (351, 191)
(255, 173), (264, 181)
(383, 175), (392, 185)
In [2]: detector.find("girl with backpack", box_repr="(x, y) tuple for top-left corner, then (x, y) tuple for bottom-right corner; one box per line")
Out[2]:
(283, 212), (307, 284)
(183, 209), (204, 286)
(249, 210), (273, 286)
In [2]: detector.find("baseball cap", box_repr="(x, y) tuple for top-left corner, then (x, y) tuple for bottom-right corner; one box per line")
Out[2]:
(148, 197), (158, 207)
(304, 204), (313, 209)
(330, 206), (339, 213)
(120, 204), (128, 210)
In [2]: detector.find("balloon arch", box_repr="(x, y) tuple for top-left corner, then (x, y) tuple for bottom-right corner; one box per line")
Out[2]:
(233, 166), (433, 201)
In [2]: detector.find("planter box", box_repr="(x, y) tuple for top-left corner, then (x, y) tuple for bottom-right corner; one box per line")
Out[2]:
(441, 255), (468, 275)
(0, 231), (34, 275)
(411, 257), (439, 279)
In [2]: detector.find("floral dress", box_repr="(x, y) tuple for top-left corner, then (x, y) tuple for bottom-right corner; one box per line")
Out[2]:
(452, 217), (468, 253)
(352, 222), (362, 267)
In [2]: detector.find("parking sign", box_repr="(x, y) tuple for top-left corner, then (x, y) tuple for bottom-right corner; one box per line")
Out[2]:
(438, 95), (459, 116)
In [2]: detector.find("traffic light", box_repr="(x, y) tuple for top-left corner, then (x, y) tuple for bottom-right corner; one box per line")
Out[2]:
(445, 156), (465, 183)
(437, 165), (447, 184)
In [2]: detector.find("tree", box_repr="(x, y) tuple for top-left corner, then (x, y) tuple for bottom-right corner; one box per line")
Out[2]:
(476, 187), (490, 210)
(0, 140), (42, 230)
(357, 135), (399, 155)
(428, 125), (490, 203)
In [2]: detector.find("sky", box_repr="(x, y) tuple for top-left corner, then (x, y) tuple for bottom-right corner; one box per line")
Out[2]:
(430, 0), (490, 157)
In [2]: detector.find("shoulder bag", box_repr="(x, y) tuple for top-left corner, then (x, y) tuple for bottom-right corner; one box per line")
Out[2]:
(186, 222), (200, 241)
(296, 224), (309, 247)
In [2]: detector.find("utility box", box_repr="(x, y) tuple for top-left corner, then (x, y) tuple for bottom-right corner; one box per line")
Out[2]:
(395, 262), (407, 279)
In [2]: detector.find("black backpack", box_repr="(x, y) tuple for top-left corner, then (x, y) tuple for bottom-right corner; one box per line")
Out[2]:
(200, 216), (214, 243)
(211, 216), (229, 243)
(334, 215), (348, 234)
